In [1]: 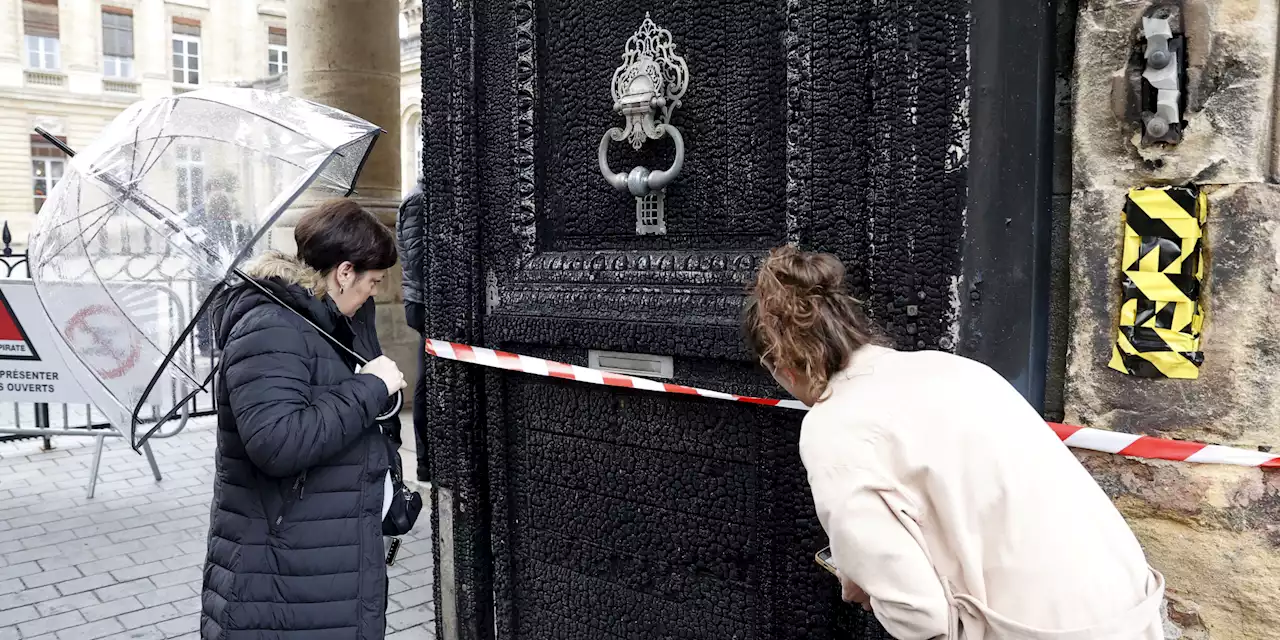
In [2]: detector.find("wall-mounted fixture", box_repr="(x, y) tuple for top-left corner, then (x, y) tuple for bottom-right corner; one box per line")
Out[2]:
(1137, 6), (1186, 145)
(597, 13), (688, 235)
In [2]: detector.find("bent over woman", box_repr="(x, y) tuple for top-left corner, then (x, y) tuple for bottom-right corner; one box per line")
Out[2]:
(201, 200), (407, 640)
(744, 246), (1164, 640)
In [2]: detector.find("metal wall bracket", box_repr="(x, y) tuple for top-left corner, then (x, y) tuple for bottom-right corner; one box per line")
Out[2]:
(1138, 7), (1186, 145)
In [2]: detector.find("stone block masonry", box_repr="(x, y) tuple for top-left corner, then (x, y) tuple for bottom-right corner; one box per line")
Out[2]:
(1066, 1), (1280, 637)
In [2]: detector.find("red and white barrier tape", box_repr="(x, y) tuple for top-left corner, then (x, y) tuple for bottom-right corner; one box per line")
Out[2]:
(425, 339), (1279, 469)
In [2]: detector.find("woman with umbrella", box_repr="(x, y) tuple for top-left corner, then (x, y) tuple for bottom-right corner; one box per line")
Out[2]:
(201, 199), (407, 639)
(27, 88), (419, 639)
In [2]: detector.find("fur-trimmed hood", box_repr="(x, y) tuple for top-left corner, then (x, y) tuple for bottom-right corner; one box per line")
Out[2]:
(240, 250), (326, 296)
(209, 251), (350, 352)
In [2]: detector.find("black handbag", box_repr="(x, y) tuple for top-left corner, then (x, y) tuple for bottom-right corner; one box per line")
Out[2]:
(381, 432), (423, 536)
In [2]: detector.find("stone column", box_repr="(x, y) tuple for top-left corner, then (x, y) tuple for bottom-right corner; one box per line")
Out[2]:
(286, 0), (418, 409)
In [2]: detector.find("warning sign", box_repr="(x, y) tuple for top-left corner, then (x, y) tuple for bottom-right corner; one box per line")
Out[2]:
(0, 288), (39, 361)
(0, 280), (93, 404)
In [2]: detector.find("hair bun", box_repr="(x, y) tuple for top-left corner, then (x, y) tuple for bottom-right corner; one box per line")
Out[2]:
(743, 245), (883, 404)
(760, 245), (846, 298)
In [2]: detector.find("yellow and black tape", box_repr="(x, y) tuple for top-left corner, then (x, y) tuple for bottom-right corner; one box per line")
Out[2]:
(1109, 186), (1207, 380)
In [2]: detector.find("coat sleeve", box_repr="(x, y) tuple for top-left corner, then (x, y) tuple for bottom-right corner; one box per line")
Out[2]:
(802, 423), (950, 640)
(396, 185), (425, 334)
(223, 310), (389, 478)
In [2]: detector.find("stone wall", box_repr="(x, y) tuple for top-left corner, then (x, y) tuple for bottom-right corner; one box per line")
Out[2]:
(1065, 1), (1280, 637)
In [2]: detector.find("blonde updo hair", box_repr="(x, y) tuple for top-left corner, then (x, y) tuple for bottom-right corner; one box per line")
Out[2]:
(743, 246), (885, 402)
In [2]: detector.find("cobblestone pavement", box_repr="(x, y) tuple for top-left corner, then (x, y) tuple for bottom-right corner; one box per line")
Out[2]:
(0, 417), (435, 640)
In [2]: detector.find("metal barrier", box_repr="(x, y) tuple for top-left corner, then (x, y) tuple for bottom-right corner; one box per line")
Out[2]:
(0, 221), (220, 497)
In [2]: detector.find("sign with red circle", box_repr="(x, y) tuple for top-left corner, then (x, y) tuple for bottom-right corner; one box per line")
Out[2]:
(64, 304), (141, 380)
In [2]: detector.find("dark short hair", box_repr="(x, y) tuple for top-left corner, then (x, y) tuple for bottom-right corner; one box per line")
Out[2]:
(294, 199), (398, 273)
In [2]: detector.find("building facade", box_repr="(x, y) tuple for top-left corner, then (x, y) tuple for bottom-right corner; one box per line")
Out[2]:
(398, 0), (422, 193)
(0, 0), (423, 247)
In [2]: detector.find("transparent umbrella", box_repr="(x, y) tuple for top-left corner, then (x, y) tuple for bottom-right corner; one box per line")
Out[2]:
(27, 88), (400, 449)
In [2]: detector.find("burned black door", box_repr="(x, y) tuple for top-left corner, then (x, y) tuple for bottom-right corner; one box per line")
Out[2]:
(418, 0), (1052, 637)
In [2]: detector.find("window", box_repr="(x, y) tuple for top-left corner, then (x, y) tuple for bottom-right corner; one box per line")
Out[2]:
(23, 1), (60, 70)
(175, 145), (205, 215)
(102, 9), (134, 78)
(267, 46), (287, 76)
(172, 20), (201, 86)
(32, 142), (65, 214)
(104, 55), (132, 79)
(25, 36), (59, 70)
(267, 27), (287, 76)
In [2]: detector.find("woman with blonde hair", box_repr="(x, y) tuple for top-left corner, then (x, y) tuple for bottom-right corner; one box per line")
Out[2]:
(744, 246), (1164, 640)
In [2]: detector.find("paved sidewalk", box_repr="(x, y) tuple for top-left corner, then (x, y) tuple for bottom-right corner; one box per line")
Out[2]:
(0, 418), (434, 640)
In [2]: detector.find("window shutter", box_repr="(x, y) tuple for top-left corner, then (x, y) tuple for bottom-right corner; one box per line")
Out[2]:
(173, 17), (201, 36)
(102, 12), (134, 58)
(23, 1), (59, 38)
(30, 133), (67, 145)
(268, 26), (287, 46)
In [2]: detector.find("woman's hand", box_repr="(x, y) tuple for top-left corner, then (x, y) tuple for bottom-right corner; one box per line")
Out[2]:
(362, 356), (407, 396)
(839, 571), (873, 612)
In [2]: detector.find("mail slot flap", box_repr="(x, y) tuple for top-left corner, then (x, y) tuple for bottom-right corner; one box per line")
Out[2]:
(588, 349), (673, 379)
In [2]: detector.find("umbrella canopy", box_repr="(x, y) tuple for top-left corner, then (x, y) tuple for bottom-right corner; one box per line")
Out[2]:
(27, 88), (382, 449)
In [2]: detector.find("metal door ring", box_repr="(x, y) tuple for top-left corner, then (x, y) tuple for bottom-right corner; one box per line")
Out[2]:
(598, 124), (685, 197)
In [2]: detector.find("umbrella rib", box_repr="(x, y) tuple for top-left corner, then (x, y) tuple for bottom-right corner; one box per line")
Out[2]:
(137, 137), (175, 186)
(127, 120), (146, 195)
(36, 201), (122, 261)
(117, 125), (174, 235)
(135, 100), (180, 179)
(38, 197), (117, 237)
(101, 132), (313, 171)
(41, 182), (179, 263)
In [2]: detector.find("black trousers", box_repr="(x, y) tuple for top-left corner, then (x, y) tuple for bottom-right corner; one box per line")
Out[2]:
(413, 333), (430, 481)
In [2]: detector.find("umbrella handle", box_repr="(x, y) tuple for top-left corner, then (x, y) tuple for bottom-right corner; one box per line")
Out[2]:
(377, 390), (404, 422)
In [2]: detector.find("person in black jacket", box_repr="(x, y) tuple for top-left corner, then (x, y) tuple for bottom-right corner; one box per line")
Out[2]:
(397, 178), (425, 335)
(396, 177), (429, 481)
(201, 199), (408, 640)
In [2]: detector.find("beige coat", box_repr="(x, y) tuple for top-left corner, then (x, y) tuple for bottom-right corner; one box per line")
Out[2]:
(801, 345), (1164, 640)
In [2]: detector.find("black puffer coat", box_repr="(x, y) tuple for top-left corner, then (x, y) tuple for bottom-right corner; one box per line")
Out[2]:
(396, 179), (425, 334)
(201, 253), (394, 640)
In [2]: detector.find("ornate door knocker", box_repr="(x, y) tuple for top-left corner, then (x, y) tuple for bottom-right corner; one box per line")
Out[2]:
(597, 13), (689, 235)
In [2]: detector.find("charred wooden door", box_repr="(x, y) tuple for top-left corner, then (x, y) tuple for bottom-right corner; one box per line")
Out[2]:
(418, 0), (1053, 638)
